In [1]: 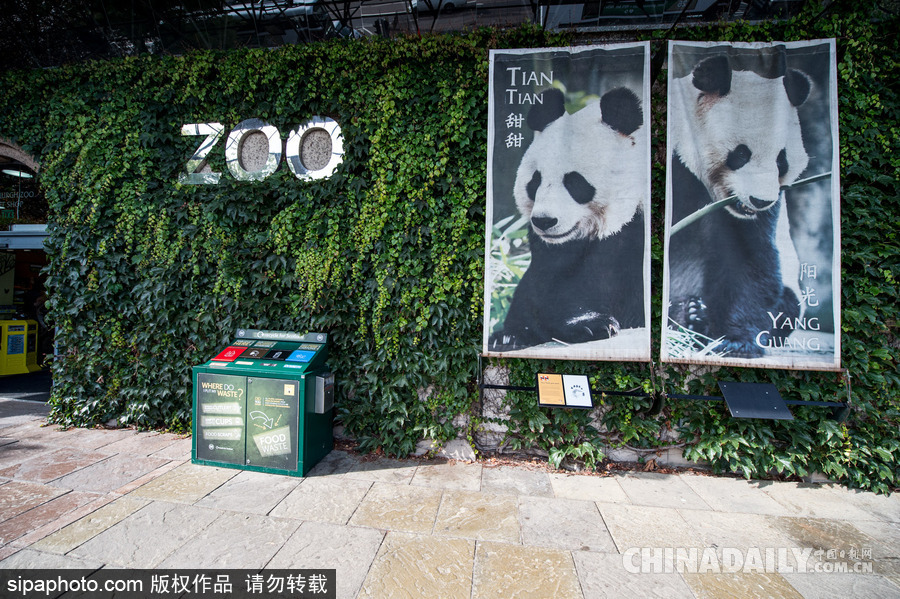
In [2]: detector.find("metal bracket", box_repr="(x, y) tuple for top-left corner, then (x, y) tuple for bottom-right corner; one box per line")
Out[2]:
(476, 357), (851, 421)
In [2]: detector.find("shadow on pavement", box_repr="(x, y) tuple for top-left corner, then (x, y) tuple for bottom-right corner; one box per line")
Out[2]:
(0, 370), (51, 402)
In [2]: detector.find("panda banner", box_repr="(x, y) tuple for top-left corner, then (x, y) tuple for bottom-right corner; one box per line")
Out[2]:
(662, 40), (841, 371)
(483, 44), (651, 361)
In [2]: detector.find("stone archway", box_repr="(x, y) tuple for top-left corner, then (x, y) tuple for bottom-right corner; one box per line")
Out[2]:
(0, 137), (40, 174)
(0, 137), (43, 223)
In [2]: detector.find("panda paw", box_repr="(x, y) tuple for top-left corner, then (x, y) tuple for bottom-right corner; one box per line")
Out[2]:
(564, 314), (620, 343)
(603, 316), (621, 339)
(488, 331), (528, 352)
(671, 297), (707, 333)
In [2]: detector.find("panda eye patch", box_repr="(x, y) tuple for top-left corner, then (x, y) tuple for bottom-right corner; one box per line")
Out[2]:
(563, 172), (596, 205)
(526, 171), (541, 202)
(777, 149), (789, 177)
(726, 144), (752, 170)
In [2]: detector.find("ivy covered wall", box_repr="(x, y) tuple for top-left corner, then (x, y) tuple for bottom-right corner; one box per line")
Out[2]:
(0, 3), (896, 492)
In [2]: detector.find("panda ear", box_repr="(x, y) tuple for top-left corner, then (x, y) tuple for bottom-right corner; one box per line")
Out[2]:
(692, 55), (731, 97)
(783, 69), (811, 106)
(526, 88), (566, 132)
(599, 87), (643, 136)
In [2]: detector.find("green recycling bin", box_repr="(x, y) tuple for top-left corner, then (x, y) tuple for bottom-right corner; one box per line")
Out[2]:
(192, 329), (334, 477)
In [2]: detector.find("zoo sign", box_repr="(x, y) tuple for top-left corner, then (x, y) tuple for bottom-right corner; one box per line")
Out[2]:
(178, 116), (343, 185)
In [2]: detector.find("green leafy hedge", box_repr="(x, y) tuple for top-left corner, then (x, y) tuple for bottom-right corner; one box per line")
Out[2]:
(0, 3), (896, 492)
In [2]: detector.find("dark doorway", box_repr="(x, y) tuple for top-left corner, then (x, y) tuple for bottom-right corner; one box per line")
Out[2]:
(1, 148), (51, 401)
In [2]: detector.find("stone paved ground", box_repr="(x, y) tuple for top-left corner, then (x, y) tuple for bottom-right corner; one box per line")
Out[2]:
(1, 397), (899, 598)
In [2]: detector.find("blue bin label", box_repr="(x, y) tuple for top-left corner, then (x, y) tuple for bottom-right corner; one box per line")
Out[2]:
(286, 350), (315, 363)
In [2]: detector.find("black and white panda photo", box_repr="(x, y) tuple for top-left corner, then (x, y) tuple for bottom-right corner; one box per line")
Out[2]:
(663, 41), (840, 368)
(483, 45), (651, 361)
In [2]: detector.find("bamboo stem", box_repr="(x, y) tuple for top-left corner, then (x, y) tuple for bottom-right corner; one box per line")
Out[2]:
(670, 171), (832, 236)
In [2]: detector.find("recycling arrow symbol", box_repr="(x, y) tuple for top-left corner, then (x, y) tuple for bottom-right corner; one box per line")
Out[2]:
(249, 411), (274, 429)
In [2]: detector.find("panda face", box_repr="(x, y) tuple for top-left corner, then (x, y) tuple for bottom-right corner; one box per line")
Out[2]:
(514, 88), (646, 245)
(671, 57), (810, 220)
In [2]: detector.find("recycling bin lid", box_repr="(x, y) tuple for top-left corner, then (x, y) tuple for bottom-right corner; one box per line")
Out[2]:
(200, 329), (329, 375)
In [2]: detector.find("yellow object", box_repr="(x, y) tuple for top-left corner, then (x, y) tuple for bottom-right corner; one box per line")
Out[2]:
(0, 320), (41, 376)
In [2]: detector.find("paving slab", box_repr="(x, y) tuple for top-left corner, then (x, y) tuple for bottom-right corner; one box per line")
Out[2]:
(434, 490), (520, 543)
(269, 477), (371, 524)
(481, 465), (553, 497)
(573, 550), (696, 599)
(781, 573), (900, 599)
(848, 520), (900, 559)
(13, 493), (117, 549)
(344, 457), (419, 484)
(99, 431), (185, 457)
(877, 560), (900, 592)
(410, 461), (483, 492)
(617, 472), (712, 511)
(823, 486), (900, 522)
(519, 495), (617, 552)
(10, 424), (100, 448)
(53, 427), (138, 452)
(114, 459), (184, 495)
(304, 450), (359, 477)
(0, 440), (58, 469)
(0, 447), (109, 483)
(0, 490), (100, 545)
(548, 472), (629, 503)
(0, 545), (18, 561)
(49, 454), (171, 494)
(30, 496), (150, 554)
(359, 532), (474, 599)
(10, 422), (62, 436)
(0, 547), (103, 569)
(759, 481), (879, 521)
(195, 470), (301, 515)
(677, 510), (803, 566)
(472, 540), (581, 599)
(682, 572), (804, 598)
(771, 516), (880, 564)
(68, 501), (220, 568)
(0, 420), (45, 436)
(598, 503), (700, 553)
(349, 482), (443, 534)
(17, 427), (127, 452)
(149, 437), (193, 460)
(0, 480), (66, 520)
(268, 521), (385, 599)
(129, 462), (237, 503)
(681, 474), (791, 516)
(158, 511), (299, 569)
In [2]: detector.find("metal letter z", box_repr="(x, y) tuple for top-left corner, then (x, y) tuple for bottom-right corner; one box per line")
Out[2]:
(178, 123), (225, 184)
